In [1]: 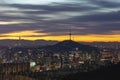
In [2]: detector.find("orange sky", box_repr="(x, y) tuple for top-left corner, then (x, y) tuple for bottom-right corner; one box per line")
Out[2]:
(0, 30), (120, 42)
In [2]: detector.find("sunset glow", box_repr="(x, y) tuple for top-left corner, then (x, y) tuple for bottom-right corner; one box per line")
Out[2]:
(0, 30), (120, 42)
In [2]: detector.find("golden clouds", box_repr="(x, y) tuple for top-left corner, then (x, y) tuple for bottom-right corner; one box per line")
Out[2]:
(1, 30), (47, 37)
(0, 21), (35, 25)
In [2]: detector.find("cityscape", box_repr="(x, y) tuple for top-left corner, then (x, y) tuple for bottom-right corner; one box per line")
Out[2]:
(0, 36), (120, 80)
(0, 0), (120, 80)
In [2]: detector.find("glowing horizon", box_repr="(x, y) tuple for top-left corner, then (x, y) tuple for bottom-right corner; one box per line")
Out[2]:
(0, 30), (120, 42)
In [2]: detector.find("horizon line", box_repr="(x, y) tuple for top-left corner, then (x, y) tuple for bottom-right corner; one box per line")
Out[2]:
(0, 39), (120, 43)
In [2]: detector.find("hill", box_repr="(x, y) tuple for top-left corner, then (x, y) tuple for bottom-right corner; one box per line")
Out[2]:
(42, 40), (99, 53)
(0, 39), (57, 47)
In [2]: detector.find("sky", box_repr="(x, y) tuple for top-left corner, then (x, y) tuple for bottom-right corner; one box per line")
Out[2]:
(0, 0), (120, 42)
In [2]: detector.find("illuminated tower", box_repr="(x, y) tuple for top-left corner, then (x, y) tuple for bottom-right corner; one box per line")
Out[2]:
(18, 36), (21, 46)
(19, 36), (21, 41)
(69, 29), (72, 40)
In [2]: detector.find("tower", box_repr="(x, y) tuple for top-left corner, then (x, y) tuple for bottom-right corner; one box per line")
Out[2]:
(19, 36), (21, 41)
(18, 36), (21, 46)
(69, 29), (72, 40)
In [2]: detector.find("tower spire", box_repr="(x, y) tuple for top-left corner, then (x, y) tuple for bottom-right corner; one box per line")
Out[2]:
(69, 28), (72, 40)
(19, 36), (21, 41)
(18, 36), (21, 46)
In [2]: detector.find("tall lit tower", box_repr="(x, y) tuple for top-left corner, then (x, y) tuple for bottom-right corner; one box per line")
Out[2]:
(69, 28), (72, 40)
(19, 36), (21, 41)
(18, 36), (21, 46)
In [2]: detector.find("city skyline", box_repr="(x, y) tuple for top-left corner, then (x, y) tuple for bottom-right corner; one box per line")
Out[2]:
(0, 0), (120, 42)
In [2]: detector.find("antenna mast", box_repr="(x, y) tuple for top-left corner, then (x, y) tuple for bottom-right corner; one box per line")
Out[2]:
(69, 28), (72, 40)
(19, 36), (21, 41)
(18, 36), (21, 46)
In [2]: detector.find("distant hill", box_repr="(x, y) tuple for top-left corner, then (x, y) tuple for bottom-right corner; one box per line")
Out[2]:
(0, 39), (57, 47)
(42, 40), (99, 53)
(0, 39), (120, 49)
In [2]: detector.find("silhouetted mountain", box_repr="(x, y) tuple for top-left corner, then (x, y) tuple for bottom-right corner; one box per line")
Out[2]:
(0, 39), (57, 47)
(43, 40), (99, 53)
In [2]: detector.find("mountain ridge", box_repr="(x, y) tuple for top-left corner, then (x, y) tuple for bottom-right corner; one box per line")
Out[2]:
(42, 40), (99, 53)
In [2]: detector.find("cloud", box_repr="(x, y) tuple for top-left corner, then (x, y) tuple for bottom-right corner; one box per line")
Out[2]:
(0, 0), (120, 38)
(88, 0), (120, 8)
(69, 11), (120, 22)
(0, 0), (6, 3)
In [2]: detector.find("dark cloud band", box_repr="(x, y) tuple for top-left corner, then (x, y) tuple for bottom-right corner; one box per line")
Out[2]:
(0, 0), (120, 36)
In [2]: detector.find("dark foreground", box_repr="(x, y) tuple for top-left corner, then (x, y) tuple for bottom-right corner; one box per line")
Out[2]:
(62, 63), (120, 80)
(0, 62), (120, 80)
